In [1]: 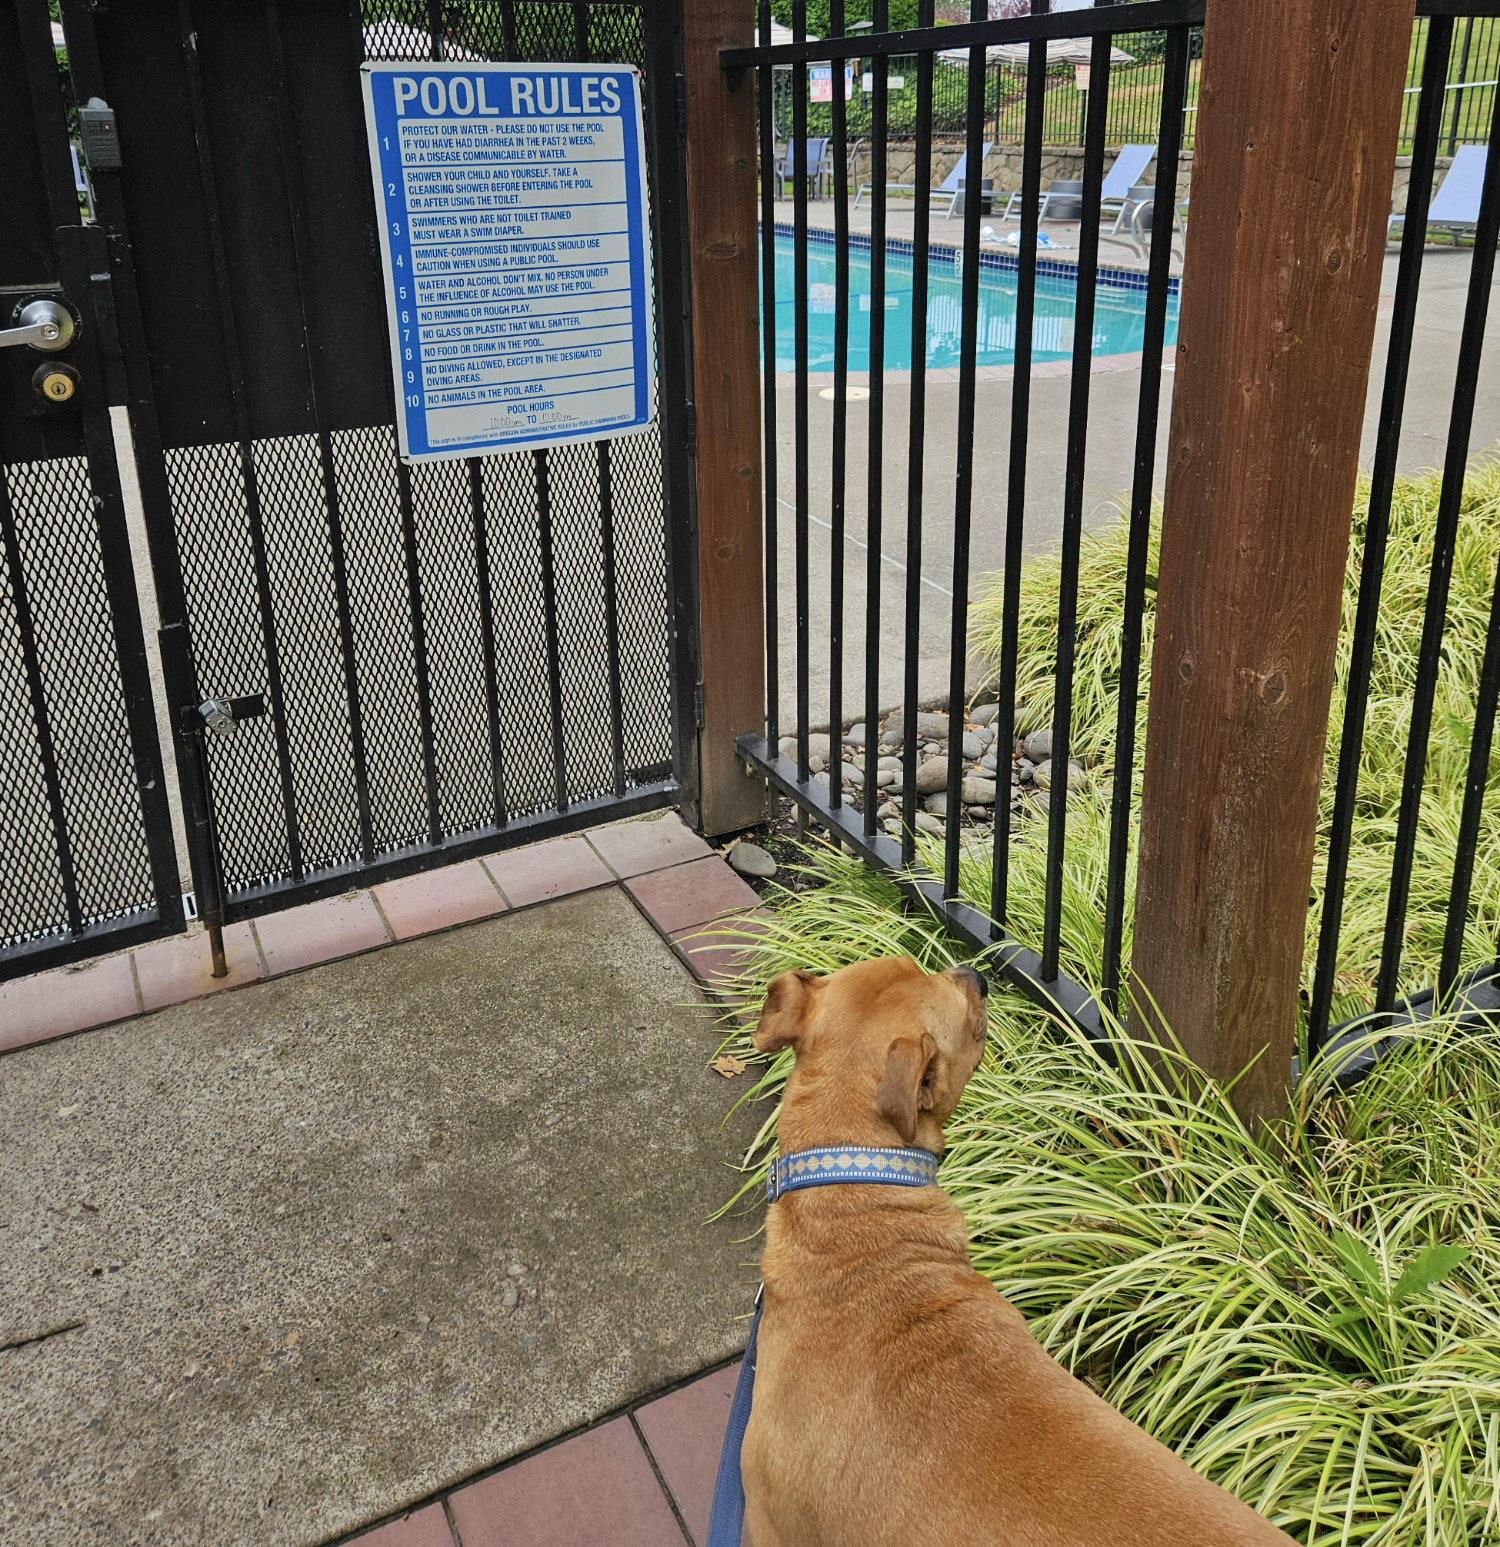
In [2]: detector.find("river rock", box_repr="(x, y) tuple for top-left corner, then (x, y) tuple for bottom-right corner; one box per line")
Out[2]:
(727, 841), (777, 879)
(915, 812), (944, 835)
(915, 712), (950, 741)
(970, 702), (1000, 726)
(961, 732), (984, 760)
(843, 722), (866, 747)
(875, 768), (897, 787)
(877, 755), (902, 772)
(1017, 758), (1036, 784)
(961, 777), (997, 805)
(925, 792), (949, 817)
(914, 756), (949, 794)
(1033, 759), (1086, 792)
(1023, 727), (1052, 763)
(841, 761), (863, 785)
(980, 754), (999, 774)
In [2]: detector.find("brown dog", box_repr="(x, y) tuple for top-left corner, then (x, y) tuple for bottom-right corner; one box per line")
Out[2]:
(740, 956), (1296, 1547)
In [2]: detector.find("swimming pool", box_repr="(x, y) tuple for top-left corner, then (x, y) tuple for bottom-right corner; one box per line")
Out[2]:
(763, 226), (1179, 373)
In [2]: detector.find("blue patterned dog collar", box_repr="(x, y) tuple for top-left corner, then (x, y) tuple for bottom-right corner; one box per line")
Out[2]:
(767, 1144), (940, 1203)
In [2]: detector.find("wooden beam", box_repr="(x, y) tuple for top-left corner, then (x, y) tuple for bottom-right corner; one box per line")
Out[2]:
(1130, 0), (1416, 1124)
(682, 0), (767, 836)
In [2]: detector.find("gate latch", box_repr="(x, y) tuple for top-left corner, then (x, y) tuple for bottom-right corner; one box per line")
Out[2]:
(198, 694), (267, 738)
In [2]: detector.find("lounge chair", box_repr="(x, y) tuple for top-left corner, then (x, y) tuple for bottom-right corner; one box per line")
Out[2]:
(854, 143), (992, 214)
(776, 138), (831, 199)
(1389, 145), (1489, 245)
(1002, 143), (1156, 227)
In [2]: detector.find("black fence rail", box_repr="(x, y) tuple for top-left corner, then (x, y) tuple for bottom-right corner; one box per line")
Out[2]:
(731, 0), (1500, 1065)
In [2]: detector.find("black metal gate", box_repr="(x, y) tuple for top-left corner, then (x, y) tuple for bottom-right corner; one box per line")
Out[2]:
(2, 0), (698, 980)
(0, 0), (185, 975)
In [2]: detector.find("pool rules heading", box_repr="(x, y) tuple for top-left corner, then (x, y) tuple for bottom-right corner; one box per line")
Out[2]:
(361, 64), (656, 463)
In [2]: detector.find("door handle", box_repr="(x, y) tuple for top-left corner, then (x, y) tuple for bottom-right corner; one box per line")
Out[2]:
(0, 299), (76, 353)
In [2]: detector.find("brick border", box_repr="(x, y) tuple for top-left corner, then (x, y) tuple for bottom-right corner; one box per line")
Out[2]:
(0, 811), (764, 1056)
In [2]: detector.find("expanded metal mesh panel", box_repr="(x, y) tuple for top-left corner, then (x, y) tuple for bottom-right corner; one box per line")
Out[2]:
(0, 458), (156, 947)
(360, 2), (646, 69)
(170, 423), (672, 896)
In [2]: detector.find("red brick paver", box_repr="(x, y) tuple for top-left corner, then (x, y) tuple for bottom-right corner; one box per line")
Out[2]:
(449, 1417), (687, 1547)
(133, 923), (262, 1011)
(483, 835), (614, 909)
(349, 1503), (454, 1546)
(670, 911), (774, 1000)
(254, 892), (391, 975)
(626, 858), (760, 937)
(587, 812), (713, 878)
(0, 953), (139, 1052)
(372, 861), (507, 940)
(635, 1365), (746, 1547)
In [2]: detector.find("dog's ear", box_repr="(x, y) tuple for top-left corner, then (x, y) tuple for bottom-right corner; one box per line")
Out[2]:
(874, 1033), (939, 1145)
(752, 969), (821, 1055)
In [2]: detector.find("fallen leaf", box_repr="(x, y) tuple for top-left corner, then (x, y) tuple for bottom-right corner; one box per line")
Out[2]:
(712, 1055), (747, 1079)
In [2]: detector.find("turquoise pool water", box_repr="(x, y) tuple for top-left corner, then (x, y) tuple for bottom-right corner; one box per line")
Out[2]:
(764, 231), (1179, 373)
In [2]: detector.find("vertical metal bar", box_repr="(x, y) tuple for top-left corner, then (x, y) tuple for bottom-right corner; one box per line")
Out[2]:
(264, 0), (376, 863)
(1101, 23), (1188, 1017)
(990, 0), (1049, 933)
(424, 0), (444, 58)
(176, 0), (304, 880)
(0, 470), (83, 934)
(759, 0), (781, 748)
(640, 0), (702, 819)
(467, 459), (509, 825)
(1040, 15), (1112, 985)
(598, 442), (628, 798)
(572, 0), (590, 61)
(828, 0), (850, 809)
(393, 461), (442, 844)
(1441, 553), (1500, 993)
(1448, 16), (1474, 157)
(533, 448), (571, 810)
(1308, 22), (1452, 1051)
(1376, 86), (1500, 1014)
(862, 0), (890, 841)
(942, 0), (990, 897)
(900, 0), (936, 869)
(501, 0), (519, 58)
(793, 0), (811, 783)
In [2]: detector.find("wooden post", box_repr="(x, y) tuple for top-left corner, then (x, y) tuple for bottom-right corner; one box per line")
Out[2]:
(682, 0), (767, 836)
(1130, 0), (1416, 1124)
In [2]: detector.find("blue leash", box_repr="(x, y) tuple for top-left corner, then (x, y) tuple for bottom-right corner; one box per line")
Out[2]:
(705, 1145), (941, 1547)
(705, 1288), (762, 1547)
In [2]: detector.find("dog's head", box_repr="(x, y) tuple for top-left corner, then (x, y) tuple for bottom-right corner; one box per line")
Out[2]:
(751, 956), (989, 1152)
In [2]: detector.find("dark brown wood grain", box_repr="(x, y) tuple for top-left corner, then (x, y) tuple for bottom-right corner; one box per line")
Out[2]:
(683, 0), (767, 835)
(1130, 0), (1416, 1124)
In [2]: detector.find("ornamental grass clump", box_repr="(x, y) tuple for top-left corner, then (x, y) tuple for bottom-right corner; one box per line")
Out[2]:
(709, 848), (1500, 1544)
(965, 460), (1500, 1022)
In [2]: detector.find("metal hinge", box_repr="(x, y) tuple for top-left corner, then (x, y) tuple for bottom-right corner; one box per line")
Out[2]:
(694, 678), (704, 730)
(675, 74), (688, 139)
(683, 402), (697, 455)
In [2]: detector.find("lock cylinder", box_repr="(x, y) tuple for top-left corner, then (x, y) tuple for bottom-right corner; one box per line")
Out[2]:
(33, 362), (80, 403)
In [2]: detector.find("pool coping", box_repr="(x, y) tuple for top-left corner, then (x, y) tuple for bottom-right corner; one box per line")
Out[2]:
(765, 220), (1180, 385)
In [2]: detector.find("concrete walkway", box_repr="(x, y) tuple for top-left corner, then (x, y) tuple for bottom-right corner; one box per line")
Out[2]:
(0, 813), (767, 1547)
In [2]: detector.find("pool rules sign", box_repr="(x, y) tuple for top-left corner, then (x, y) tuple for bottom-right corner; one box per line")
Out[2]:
(361, 63), (656, 462)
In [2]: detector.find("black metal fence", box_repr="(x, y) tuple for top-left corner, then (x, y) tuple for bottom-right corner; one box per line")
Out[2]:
(1, 0), (697, 980)
(730, 0), (1500, 1062)
(775, 14), (1499, 155)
